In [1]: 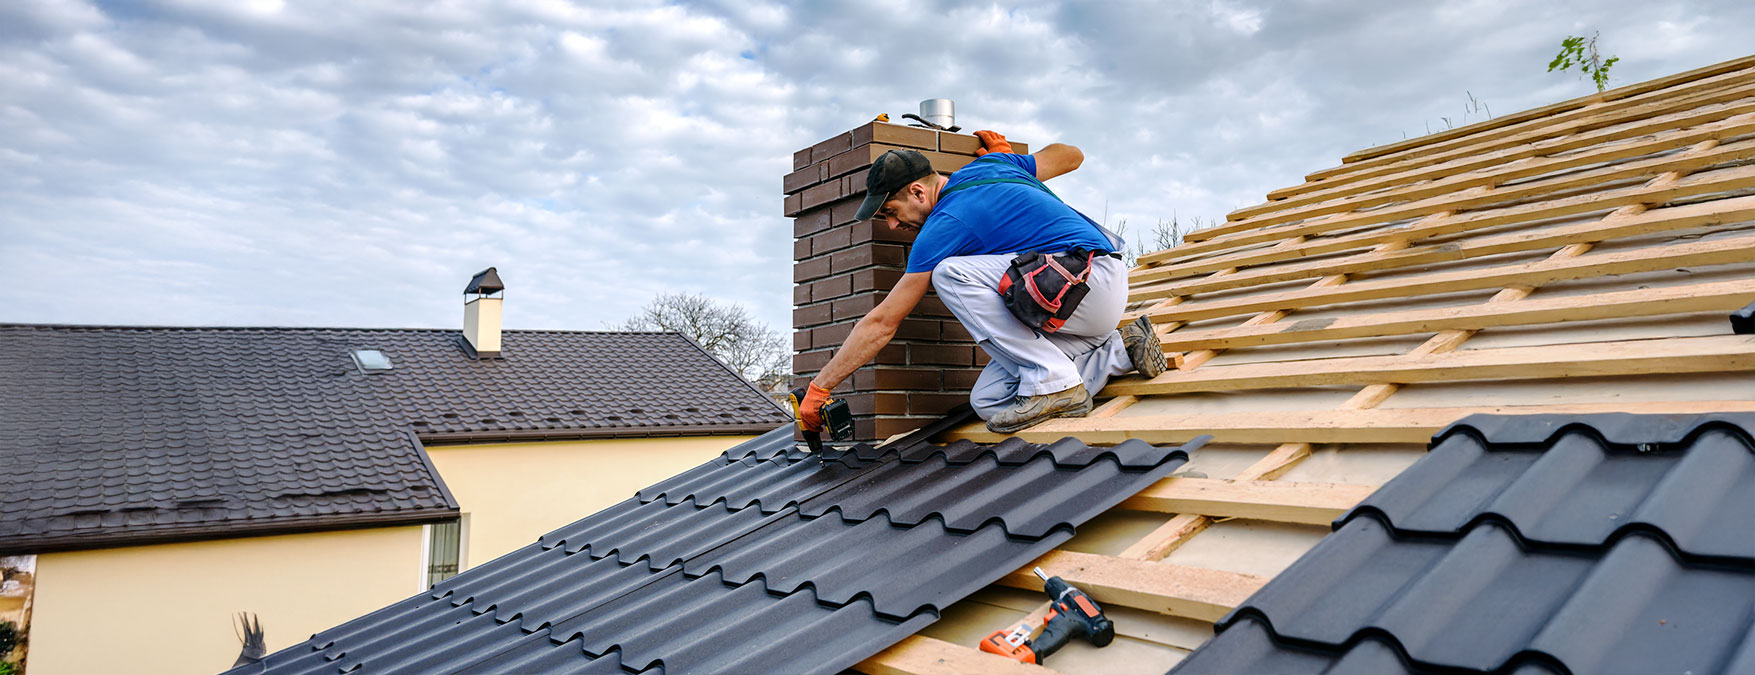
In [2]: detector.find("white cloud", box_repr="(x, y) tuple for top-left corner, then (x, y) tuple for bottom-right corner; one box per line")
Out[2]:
(1, 0), (1751, 338)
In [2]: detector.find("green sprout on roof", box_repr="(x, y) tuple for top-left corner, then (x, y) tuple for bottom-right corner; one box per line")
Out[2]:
(1548, 32), (1620, 93)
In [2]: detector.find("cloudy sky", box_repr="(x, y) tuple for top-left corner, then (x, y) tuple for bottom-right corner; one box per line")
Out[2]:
(3, 0), (1750, 334)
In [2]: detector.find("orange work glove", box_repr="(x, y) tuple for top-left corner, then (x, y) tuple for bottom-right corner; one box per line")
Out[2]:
(974, 130), (1013, 156)
(797, 383), (833, 432)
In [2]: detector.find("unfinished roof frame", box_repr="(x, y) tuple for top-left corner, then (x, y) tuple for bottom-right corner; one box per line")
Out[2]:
(859, 54), (1755, 673)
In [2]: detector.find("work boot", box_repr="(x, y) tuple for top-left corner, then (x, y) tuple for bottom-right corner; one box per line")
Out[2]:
(986, 383), (1094, 434)
(1122, 315), (1169, 378)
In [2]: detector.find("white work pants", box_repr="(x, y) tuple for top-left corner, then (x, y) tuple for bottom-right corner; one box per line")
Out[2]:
(931, 253), (1135, 420)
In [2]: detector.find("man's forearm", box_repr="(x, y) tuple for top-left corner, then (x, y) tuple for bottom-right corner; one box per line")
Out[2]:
(810, 315), (897, 390)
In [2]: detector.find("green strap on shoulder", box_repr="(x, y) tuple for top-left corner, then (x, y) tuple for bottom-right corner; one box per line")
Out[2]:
(937, 156), (1062, 202)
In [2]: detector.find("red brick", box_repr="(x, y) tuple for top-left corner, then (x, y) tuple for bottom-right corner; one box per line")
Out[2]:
(783, 192), (803, 217)
(916, 295), (953, 317)
(793, 237), (812, 261)
(793, 349), (832, 373)
(828, 144), (887, 179)
(852, 268), (906, 293)
(793, 256), (831, 283)
(973, 349), (990, 366)
(800, 181), (843, 211)
(810, 132), (852, 163)
(942, 368), (982, 389)
(783, 165), (820, 194)
(830, 199), (866, 227)
(893, 318), (938, 341)
(834, 244), (908, 274)
(866, 416), (932, 441)
(910, 344), (972, 366)
(809, 274), (852, 300)
(792, 284), (811, 305)
(874, 343), (907, 365)
(909, 392), (967, 416)
(831, 293), (883, 322)
(854, 368), (940, 390)
(792, 302), (831, 327)
(940, 320), (972, 341)
(830, 246), (874, 274)
(939, 132), (982, 155)
(810, 322), (854, 347)
(841, 392), (908, 416)
(842, 174), (862, 197)
(794, 148), (813, 171)
(851, 122), (939, 151)
(792, 330), (811, 351)
(810, 227), (853, 256)
(850, 220), (916, 245)
(792, 207), (831, 237)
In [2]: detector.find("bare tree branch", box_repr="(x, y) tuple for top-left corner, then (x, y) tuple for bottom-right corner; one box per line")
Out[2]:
(613, 293), (791, 389)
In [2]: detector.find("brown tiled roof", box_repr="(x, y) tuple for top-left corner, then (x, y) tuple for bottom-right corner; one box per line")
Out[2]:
(0, 324), (791, 554)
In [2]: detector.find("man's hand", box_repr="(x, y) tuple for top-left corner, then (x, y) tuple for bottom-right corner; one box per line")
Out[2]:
(974, 130), (1014, 156)
(797, 383), (833, 432)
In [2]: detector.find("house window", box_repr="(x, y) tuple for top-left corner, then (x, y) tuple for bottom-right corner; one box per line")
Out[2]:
(425, 518), (462, 587)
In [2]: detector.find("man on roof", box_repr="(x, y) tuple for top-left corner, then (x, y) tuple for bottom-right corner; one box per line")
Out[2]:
(797, 131), (1168, 435)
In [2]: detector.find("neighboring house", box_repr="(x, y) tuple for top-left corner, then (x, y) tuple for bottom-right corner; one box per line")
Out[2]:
(240, 55), (1755, 674)
(0, 270), (790, 675)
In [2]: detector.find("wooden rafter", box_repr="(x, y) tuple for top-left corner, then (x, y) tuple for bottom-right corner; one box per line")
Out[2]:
(1154, 134), (1755, 264)
(1118, 477), (1375, 525)
(1151, 278), (1755, 352)
(1133, 189), (1755, 295)
(1274, 73), (1755, 199)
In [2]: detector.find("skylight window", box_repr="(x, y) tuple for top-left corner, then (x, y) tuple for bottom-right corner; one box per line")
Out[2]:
(352, 349), (393, 372)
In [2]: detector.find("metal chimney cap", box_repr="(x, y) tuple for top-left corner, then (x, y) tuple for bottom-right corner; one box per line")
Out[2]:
(464, 267), (504, 295)
(919, 99), (955, 129)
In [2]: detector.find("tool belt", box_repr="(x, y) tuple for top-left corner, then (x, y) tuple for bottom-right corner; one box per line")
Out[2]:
(997, 248), (1119, 333)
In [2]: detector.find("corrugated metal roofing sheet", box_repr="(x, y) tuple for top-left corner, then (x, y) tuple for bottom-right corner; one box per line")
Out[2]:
(0, 325), (788, 554)
(236, 421), (1206, 674)
(1173, 412), (1755, 675)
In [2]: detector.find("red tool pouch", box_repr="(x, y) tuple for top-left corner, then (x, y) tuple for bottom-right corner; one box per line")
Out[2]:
(996, 249), (1099, 333)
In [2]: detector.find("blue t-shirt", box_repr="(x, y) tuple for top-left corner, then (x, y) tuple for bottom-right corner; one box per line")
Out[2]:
(905, 153), (1116, 274)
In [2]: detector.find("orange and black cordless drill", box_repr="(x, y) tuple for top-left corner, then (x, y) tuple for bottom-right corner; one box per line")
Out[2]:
(979, 567), (1114, 664)
(788, 387), (853, 459)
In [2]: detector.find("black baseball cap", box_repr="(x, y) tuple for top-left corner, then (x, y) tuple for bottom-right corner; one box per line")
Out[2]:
(853, 149), (935, 221)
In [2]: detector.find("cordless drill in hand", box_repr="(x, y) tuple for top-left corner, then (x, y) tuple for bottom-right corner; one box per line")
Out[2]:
(979, 567), (1115, 664)
(788, 386), (853, 458)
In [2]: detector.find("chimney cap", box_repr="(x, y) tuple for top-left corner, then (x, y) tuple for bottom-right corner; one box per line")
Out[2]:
(464, 267), (504, 295)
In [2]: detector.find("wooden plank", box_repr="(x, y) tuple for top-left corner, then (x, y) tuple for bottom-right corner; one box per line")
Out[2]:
(1335, 55), (1755, 165)
(1179, 116), (1755, 245)
(1132, 190), (1755, 297)
(1135, 163), (1755, 277)
(940, 401), (1755, 445)
(1275, 74), (1755, 199)
(996, 551), (1266, 623)
(1150, 278), (1755, 352)
(1155, 135), (1755, 263)
(1118, 477), (1375, 525)
(1117, 512), (1211, 561)
(1107, 335), (1755, 397)
(1242, 94), (1755, 219)
(1144, 231), (1755, 324)
(857, 635), (1061, 675)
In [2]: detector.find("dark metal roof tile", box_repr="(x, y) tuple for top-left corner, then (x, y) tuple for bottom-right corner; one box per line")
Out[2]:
(1, 325), (788, 553)
(1180, 413), (1755, 675)
(253, 422), (1200, 674)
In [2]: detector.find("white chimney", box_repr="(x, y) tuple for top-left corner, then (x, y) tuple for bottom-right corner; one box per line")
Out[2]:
(463, 267), (504, 358)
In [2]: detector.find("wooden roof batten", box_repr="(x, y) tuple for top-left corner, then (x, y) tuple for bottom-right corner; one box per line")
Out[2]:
(863, 53), (1755, 674)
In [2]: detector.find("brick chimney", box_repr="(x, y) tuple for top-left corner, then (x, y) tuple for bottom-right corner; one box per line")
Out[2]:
(785, 122), (1028, 442)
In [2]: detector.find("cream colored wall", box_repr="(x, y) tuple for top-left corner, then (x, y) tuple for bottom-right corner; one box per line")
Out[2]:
(427, 435), (756, 569)
(29, 525), (424, 675)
